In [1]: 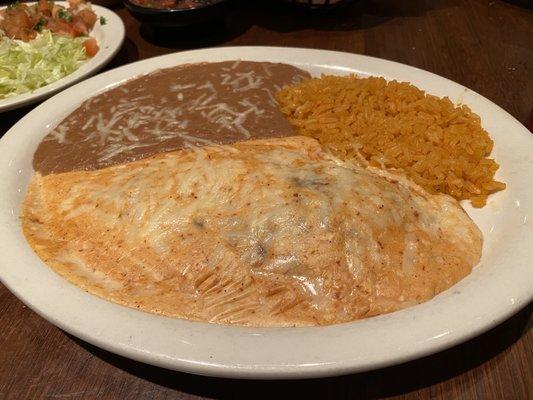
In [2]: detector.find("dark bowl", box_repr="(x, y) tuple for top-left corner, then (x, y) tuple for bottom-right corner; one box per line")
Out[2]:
(123, 0), (232, 27)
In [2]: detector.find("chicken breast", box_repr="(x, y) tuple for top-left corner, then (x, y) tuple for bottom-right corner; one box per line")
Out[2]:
(22, 136), (482, 326)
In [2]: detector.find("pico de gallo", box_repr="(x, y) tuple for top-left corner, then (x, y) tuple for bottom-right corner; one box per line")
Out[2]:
(0, 0), (100, 56)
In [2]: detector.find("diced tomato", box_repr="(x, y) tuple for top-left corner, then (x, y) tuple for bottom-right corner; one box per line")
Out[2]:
(45, 18), (75, 36)
(77, 9), (97, 29)
(38, 0), (52, 16)
(0, 8), (36, 40)
(68, 0), (85, 9)
(70, 16), (88, 36)
(2, 8), (33, 30)
(83, 38), (99, 57)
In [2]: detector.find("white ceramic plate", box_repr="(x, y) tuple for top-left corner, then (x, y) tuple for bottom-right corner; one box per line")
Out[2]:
(0, 47), (531, 379)
(0, 2), (124, 112)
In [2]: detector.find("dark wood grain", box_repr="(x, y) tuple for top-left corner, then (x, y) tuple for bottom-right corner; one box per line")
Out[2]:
(1, 0), (532, 399)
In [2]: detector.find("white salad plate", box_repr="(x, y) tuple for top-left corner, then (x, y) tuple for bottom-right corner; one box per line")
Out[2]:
(0, 47), (531, 380)
(0, 2), (124, 112)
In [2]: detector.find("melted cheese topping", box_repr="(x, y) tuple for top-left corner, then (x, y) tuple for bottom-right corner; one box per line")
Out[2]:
(22, 136), (482, 326)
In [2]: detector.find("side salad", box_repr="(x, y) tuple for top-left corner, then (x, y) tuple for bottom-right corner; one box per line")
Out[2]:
(0, 0), (103, 99)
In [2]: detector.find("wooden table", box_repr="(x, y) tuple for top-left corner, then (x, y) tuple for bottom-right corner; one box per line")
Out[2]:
(1, 1), (532, 398)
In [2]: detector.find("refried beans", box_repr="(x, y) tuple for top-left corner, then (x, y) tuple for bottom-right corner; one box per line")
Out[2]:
(33, 60), (310, 175)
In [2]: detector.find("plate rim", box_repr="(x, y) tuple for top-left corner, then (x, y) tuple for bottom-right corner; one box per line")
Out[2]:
(0, 46), (532, 379)
(0, 2), (125, 112)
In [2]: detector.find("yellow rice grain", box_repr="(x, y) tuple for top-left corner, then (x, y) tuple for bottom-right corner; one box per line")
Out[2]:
(277, 75), (506, 207)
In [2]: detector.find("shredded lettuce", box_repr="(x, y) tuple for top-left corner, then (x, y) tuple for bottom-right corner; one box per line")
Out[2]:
(0, 30), (89, 99)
